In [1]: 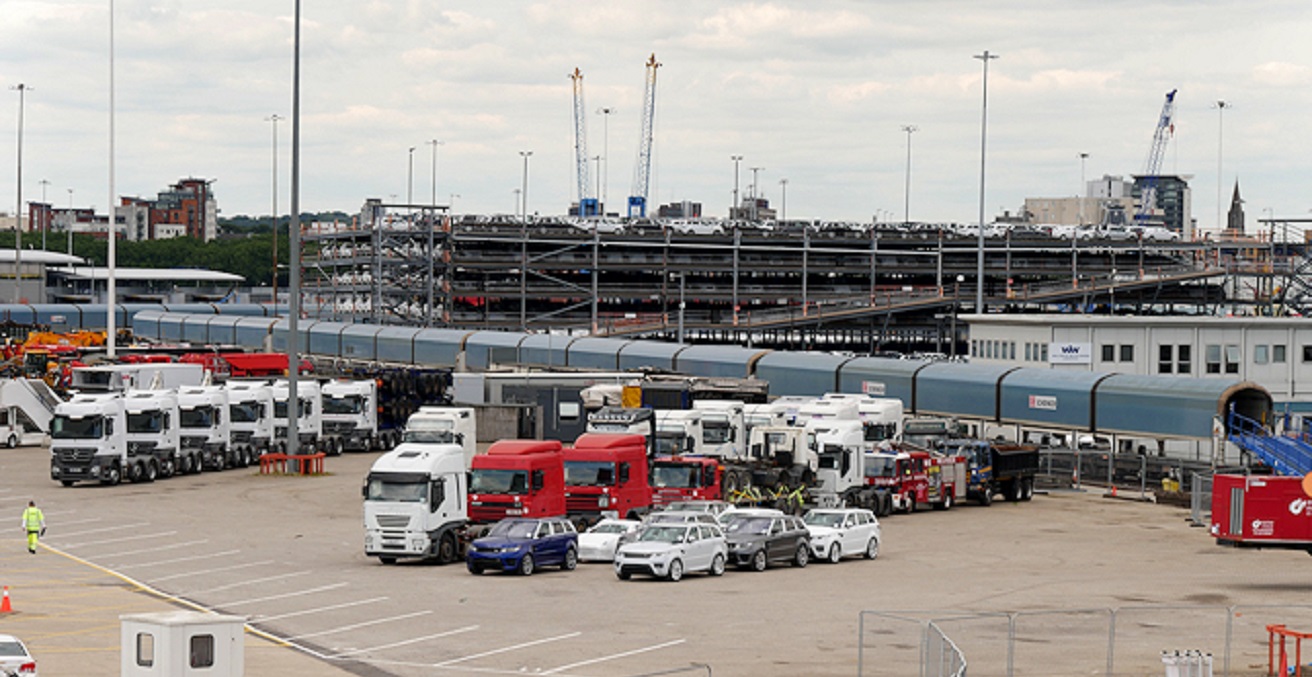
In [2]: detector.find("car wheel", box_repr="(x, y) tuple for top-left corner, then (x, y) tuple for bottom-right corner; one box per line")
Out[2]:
(616, 570), (631, 580)
(710, 554), (725, 576)
(793, 543), (809, 568)
(436, 534), (457, 564)
(562, 546), (578, 571)
(865, 537), (880, 560)
(60, 479), (75, 487)
(751, 549), (768, 572)
(667, 558), (684, 582)
(466, 563), (481, 575)
(380, 556), (397, 565)
(518, 554), (535, 576)
(827, 543), (842, 564)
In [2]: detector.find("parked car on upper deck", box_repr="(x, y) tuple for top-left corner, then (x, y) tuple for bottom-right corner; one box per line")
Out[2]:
(466, 517), (578, 576)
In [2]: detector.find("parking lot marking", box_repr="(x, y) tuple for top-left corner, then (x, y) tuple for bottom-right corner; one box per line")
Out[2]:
(432, 632), (583, 667)
(151, 559), (275, 582)
(254, 596), (388, 623)
(541, 639), (687, 674)
(63, 530), (178, 549)
(218, 582), (347, 606)
(51, 522), (149, 540)
(285, 609), (433, 640)
(45, 517), (103, 528)
(116, 548), (238, 569)
(329, 625), (480, 659)
(98, 539), (210, 560)
(185, 570), (313, 595)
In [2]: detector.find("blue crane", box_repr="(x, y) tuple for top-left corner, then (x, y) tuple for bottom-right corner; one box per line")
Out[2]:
(627, 54), (661, 218)
(570, 68), (598, 217)
(1136, 89), (1177, 225)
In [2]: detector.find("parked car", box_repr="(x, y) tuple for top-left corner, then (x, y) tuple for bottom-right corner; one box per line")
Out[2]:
(614, 522), (728, 581)
(645, 510), (721, 527)
(466, 517), (578, 576)
(0, 635), (36, 676)
(659, 500), (735, 522)
(724, 513), (813, 571)
(801, 508), (881, 563)
(577, 518), (641, 562)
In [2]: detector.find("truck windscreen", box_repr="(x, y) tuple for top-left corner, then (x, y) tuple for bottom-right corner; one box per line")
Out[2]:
(469, 469), (528, 495)
(127, 411), (164, 434)
(651, 463), (699, 488)
(565, 461), (614, 487)
(229, 403), (261, 423)
(365, 474), (427, 502)
(179, 406), (215, 429)
(702, 419), (732, 444)
(323, 395), (364, 415)
(52, 415), (104, 439)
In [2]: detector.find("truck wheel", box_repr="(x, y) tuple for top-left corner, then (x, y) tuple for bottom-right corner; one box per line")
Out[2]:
(334, 438), (344, 456)
(436, 534), (457, 564)
(1021, 478), (1034, 501)
(562, 546), (578, 571)
(1008, 480), (1023, 502)
(750, 550), (768, 572)
(710, 554), (726, 576)
(880, 494), (893, 517)
(865, 537), (880, 560)
(793, 543), (809, 568)
(144, 461), (158, 482)
(129, 461), (144, 483)
(5, 434), (16, 448)
(723, 472), (740, 500)
(104, 464), (122, 486)
(827, 543), (842, 564)
(161, 459), (175, 478)
(979, 489), (993, 506)
(935, 492), (952, 511)
(518, 554), (535, 576)
(666, 558), (684, 582)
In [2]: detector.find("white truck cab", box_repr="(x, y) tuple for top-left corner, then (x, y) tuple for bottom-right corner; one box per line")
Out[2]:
(692, 400), (746, 460)
(225, 381), (274, 461)
(123, 389), (182, 478)
(808, 419), (866, 507)
(178, 385), (234, 470)
(321, 379), (385, 454)
(271, 379), (322, 454)
(364, 443), (469, 564)
(50, 393), (130, 486)
(654, 409), (704, 457)
(823, 393), (904, 449)
(402, 406), (476, 465)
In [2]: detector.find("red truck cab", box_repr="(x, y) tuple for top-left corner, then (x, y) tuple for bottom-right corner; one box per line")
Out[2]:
(468, 439), (566, 524)
(564, 433), (651, 524)
(649, 455), (723, 506)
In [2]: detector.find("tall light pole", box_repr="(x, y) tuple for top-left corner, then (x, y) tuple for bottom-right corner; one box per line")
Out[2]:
(266, 114), (283, 305)
(426, 139), (443, 206)
(288, 0), (304, 455)
(1078, 152), (1088, 226)
(779, 178), (789, 223)
(1213, 100), (1231, 232)
(66, 188), (73, 256)
(107, 0), (119, 357)
(406, 146), (416, 206)
(592, 155), (602, 211)
(974, 50), (999, 314)
(11, 83), (29, 304)
(38, 179), (49, 249)
(748, 167), (764, 221)
(519, 151), (533, 222)
(730, 155), (743, 218)
(597, 108), (615, 213)
(901, 124), (918, 225)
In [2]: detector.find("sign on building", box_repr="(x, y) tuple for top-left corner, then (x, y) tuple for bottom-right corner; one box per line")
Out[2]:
(1028, 395), (1058, 411)
(861, 381), (886, 396)
(1049, 342), (1092, 365)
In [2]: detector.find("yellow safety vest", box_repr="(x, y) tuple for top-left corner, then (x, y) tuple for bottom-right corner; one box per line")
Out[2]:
(23, 507), (43, 532)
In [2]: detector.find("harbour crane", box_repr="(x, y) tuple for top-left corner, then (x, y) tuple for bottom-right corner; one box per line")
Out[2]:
(1136, 89), (1177, 225)
(571, 68), (598, 217)
(627, 54), (661, 218)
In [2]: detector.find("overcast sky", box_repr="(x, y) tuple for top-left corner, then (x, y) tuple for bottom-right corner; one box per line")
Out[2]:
(2, 1), (1310, 229)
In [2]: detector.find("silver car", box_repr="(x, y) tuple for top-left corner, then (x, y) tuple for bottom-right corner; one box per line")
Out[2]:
(0, 634), (36, 676)
(614, 522), (728, 581)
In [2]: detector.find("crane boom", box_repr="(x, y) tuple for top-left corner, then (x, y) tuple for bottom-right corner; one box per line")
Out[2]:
(571, 68), (598, 217)
(628, 54), (661, 218)
(1136, 89), (1177, 224)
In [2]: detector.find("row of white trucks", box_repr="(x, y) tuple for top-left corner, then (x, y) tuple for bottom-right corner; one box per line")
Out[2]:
(49, 364), (399, 486)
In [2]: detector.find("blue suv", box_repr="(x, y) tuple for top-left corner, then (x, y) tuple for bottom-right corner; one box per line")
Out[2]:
(466, 517), (579, 576)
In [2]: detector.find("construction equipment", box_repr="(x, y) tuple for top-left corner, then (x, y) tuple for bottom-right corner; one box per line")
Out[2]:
(1135, 89), (1177, 226)
(570, 68), (598, 217)
(627, 53), (661, 218)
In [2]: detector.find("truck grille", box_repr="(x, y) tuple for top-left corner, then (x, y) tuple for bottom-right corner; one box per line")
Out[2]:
(653, 489), (686, 506)
(180, 436), (205, 450)
(55, 447), (96, 464)
(231, 430), (253, 443)
(375, 514), (411, 529)
(566, 494), (599, 512)
(470, 501), (519, 522)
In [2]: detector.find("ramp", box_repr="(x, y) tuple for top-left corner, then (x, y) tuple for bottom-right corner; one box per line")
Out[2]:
(1228, 410), (1312, 477)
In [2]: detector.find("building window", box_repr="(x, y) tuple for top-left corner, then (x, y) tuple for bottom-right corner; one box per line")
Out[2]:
(1025, 343), (1032, 362)
(1009, 342), (1016, 360)
(136, 633), (155, 667)
(1302, 345), (1312, 363)
(1274, 345), (1287, 363)
(971, 340), (978, 358)
(1040, 343), (1049, 362)
(1225, 345), (1240, 374)
(1158, 345), (1173, 374)
(1255, 345), (1269, 365)
(1119, 345), (1134, 362)
(1206, 345), (1222, 374)
(1101, 344), (1115, 362)
(190, 635), (215, 668)
(1177, 345), (1191, 374)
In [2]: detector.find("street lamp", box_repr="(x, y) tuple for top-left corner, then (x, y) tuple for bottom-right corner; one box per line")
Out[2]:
(974, 49), (1000, 314)
(426, 139), (443, 206)
(519, 151), (533, 222)
(406, 146), (416, 206)
(730, 155), (743, 218)
(901, 124), (918, 225)
(38, 179), (49, 249)
(266, 113), (283, 303)
(1078, 152), (1088, 227)
(597, 107), (615, 213)
(749, 167), (765, 221)
(1212, 100), (1231, 232)
(779, 179), (789, 223)
(11, 83), (30, 304)
(66, 188), (73, 256)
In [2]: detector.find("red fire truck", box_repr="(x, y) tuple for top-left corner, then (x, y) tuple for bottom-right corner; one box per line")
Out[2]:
(866, 448), (967, 513)
(1211, 474), (1312, 553)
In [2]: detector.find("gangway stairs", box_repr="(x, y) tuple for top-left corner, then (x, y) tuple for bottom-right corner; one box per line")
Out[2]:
(1227, 410), (1312, 477)
(0, 378), (63, 447)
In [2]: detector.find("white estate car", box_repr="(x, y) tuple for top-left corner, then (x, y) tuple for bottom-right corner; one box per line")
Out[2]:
(577, 518), (641, 562)
(614, 522), (728, 581)
(802, 508), (881, 563)
(0, 634), (36, 676)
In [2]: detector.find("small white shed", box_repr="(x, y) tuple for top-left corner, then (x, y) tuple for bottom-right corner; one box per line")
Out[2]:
(120, 610), (245, 677)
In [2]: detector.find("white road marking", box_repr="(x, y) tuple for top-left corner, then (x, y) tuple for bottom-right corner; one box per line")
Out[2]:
(541, 639), (687, 674)
(43, 517), (102, 528)
(185, 570), (313, 595)
(151, 559), (275, 582)
(330, 625), (479, 659)
(285, 610), (433, 640)
(0, 496), (34, 504)
(64, 530), (178, 549)
(50, 522), (149, 540)
(114, 548), (237, 569)
(433, 632), (583, 667)
(98, 539), (210, 560)
(253, 596), (387, 622)
(218, 582), (347, 606)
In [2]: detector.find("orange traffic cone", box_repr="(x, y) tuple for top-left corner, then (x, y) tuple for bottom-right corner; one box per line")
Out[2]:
(1, 586), (12, 613)
(1111, 485), (1118, 498)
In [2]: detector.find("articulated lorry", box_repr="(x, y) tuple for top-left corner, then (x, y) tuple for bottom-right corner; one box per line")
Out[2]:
(402, 406), (476, 463)
(49, 393), (131, 486)
(322, 378), (399, 454)
(123, 389), (181, 478)
(936, 438), (1039, 505)
(563, 433), (651, 526)
(178, 385), (237, 470)
(271, 379), (323, 454)
(225, 381), (274, 461)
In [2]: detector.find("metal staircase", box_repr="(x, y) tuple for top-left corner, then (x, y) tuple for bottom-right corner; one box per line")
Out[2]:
(1228, 409), (1312, 476)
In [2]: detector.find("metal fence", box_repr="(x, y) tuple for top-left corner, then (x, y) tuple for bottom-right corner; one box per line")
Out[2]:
(858, 605), (1312, 676)
(1035, 450), (1224, 499)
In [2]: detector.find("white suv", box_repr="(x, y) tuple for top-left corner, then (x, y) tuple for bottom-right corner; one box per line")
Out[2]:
(802, 508), (881, 563)
(614, 522), (728, 581)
